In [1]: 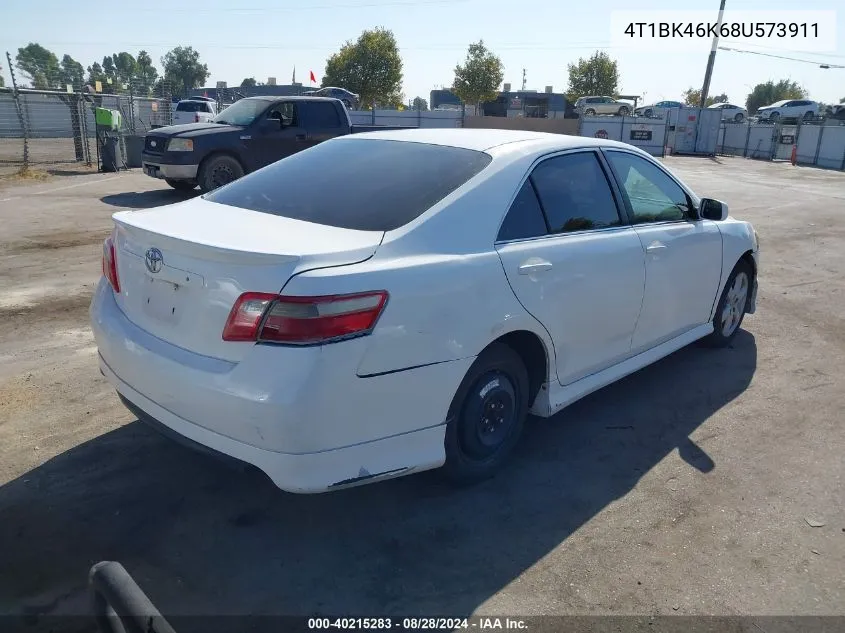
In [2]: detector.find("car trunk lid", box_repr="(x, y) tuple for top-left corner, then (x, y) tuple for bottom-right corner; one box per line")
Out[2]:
(110, 196), (383, 362)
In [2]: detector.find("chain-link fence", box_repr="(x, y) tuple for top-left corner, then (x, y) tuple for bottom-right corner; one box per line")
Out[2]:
(1, 52), (174, 175)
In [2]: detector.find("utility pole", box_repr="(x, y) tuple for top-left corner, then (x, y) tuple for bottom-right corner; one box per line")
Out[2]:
(700, 0), (727, 107)
(521, 68), (526, 91)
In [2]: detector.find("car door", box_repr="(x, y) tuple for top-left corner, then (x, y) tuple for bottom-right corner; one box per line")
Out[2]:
(495, 150), (646, 385)
(603, 149), (723, 353)
(301, 100), (346, 149)
(248, 101), (307, 169)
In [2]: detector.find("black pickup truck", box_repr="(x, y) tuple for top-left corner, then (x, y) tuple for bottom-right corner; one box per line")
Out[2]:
(141, 96), (409, 192)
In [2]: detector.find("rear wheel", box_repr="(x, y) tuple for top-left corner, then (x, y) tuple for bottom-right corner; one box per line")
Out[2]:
(803, 110), (814, 121)
(198, 154), (244, 193)
(618, 106), (630, 116)
(644, 108), (654, 118)
(734, 112), (745, 123)
(584, 108), (596, 116)
(703, 260), (752, 348)
(443, 343), (529, 484)
(165, 178), (197, 192)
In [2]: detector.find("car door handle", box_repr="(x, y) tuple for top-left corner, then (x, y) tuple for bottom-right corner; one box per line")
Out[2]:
(518, 260), (553, 275)
(646, 242), (667, 252)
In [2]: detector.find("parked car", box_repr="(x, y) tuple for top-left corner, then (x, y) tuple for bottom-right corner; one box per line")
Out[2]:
(708, 102), (748, 122)
(141, 96), (410, 192)
(635, 100), (684, 118)
(755, 99), (819, 122)
(575, 96), (632, 116)
(91, 129), (759, 494)
(171, 99), (218, 125)
(303, 86), (360, 109)
(824, 103), (845, 121)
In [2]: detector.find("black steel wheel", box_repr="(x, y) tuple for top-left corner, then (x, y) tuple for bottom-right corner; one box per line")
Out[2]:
(443, 342), (529, 484)
(199, 154), (244, 193)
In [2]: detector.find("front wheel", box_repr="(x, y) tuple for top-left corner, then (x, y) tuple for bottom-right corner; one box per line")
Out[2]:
(584, 108), (596, 116)
(443, 343), (529, 484)
(768, 111), (780, 122)
(198, 154), (244, 193)
(734, 112), (745, 123)
(703, 260), (753, 348)
(803, 111), (814, 121)
(165, 178), (197, 192)
(617, 106), (630, 116)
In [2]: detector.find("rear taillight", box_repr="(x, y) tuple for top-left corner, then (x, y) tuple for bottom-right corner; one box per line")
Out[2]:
(222, 291), (388, 345)
(102, 233), (120, 293)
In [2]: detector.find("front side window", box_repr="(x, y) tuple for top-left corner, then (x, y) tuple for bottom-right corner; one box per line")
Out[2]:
(530, 152), (622, 233)
(268, 102), (298, 126)
(605, 151), (691, 223)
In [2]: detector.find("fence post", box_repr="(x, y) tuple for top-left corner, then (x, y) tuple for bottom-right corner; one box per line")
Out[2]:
(371, 104), (375, 125)
(742, 122), (751, 158)
(6, 51), (29, 170)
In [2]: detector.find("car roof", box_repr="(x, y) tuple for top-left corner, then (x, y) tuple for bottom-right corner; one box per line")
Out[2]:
(239, 95), (340, 103)
(337, 128), (637, 153)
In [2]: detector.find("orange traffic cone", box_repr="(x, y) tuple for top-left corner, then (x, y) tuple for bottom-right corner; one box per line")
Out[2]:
(791, 145), (797, 166)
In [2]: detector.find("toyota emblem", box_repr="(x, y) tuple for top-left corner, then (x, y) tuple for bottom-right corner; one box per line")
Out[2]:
(145, 247), (163, 274)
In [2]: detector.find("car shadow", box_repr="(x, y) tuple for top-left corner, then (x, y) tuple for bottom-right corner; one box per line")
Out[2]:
(0, 332), (757, 625)
(100, 189), (199, 209)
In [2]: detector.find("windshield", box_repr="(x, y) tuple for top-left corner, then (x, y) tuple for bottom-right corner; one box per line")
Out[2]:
(765, 101), (789, 108)
(212, 99), (268, 125)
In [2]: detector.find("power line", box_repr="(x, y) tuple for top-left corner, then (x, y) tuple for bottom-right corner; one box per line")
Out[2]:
(718, 46), (845, 68)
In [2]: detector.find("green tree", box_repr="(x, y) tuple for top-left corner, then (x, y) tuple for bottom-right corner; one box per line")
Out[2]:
(412, 96), (428, 111)
(59, 54), (84, 89)
(111, 52), (137, 87)
(682, 87), (728, 107)
(136, 50), (158, 95)
(745, 80), (807, 114)
(86, 62), (105, 88)
(566, 51), (619, 100)
(161, 46), (210, 98)
(102, 55), (117, 87)
(323, 28), (403, 108)
(241, 77), (258, 87)
(452, 40), (503, 111)
(16, 43), (60, 88)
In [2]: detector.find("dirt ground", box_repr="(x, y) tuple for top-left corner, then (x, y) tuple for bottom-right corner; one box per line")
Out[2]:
(0, 159), (843, 629)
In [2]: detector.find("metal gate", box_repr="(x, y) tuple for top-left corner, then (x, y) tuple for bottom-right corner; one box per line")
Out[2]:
(746, 124), (776, 159)
(694, 107), (722, 154)
(578, 115), (666, 156)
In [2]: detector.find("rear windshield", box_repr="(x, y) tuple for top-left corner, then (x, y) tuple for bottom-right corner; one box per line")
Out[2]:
(205, 138), (493, 231)
(176, 101), (211, 112)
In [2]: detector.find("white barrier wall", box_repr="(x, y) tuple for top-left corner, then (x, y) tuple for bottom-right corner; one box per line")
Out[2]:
(348, 109), (462, 128)
(817, 126), (845, 170)
(578, 115), (667, 156)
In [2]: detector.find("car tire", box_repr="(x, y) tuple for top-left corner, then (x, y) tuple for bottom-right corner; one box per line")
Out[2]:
(198, 154), (244, 193)
(443, 342), (530, 485)
(584, 108), (596, 116)
(768, 111), (780, 122)
(165, 178), (197, 192)
(803, 111), (814, 121)
(734, 112), (744, 123)
(644, 108), (654, 118)
(702, 259), (753, 348)
(618, 106), (630, 116)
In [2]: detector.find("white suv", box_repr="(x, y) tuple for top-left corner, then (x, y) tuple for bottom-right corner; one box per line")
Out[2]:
(755, 99), (819, 122)
(575, 96), (632, 116)
(172, 99), (218, 125)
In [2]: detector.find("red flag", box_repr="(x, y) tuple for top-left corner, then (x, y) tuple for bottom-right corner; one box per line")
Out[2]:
(309, 70), (316, 84)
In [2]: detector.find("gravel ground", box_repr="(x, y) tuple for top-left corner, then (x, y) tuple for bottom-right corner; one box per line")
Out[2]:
(0, 160), (843, 630)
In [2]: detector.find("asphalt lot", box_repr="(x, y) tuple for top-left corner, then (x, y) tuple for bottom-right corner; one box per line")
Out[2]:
(0, 158), (843, 629)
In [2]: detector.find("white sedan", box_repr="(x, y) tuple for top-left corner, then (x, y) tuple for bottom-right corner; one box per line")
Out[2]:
(90, 129), (759, 493)
(708, 102), (748, 122)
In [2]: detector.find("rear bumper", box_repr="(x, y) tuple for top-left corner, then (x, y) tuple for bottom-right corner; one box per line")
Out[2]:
(89, 279), (470, 492)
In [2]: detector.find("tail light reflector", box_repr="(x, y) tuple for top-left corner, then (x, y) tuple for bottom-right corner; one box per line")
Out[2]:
(102, 232), (120, 293)
(222, 291), (388, 345)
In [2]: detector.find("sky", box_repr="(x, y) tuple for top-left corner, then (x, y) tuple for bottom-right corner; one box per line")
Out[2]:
(1, 0), (843, 106)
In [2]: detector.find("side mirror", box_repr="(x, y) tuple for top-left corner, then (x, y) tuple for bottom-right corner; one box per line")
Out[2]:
(699, 198), (729, 221)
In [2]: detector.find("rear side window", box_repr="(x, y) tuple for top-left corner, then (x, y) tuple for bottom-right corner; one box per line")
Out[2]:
(307, 102), (341, 128)
(205, 139), (492, 231)
(497, 181), (547, 241)
(530, 152), (622, 233)
(176, 101), (208, 112)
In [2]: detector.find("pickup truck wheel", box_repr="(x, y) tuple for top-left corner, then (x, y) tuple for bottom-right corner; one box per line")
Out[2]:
(199, 154), (244, 193)
(165, 179), (197, 192)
